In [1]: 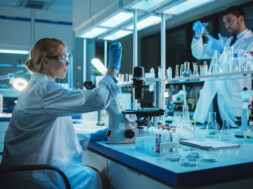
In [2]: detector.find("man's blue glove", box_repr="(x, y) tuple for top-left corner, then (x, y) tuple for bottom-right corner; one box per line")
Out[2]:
(192, 20), (208, 35)
(90, 128), (108, 141)
(206, 33), (224, 53)
(109, 42), (122, 71)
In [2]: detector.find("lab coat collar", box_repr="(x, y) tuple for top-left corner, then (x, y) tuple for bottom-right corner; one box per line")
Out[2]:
(236, 28), (248, 39)
(32, 72), (52, 81)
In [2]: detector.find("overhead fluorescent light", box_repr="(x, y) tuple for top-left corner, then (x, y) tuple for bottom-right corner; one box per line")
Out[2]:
(163, 0), (215, 15)
(131, 0), (170, 11)
(91, 58), (107, 75)
(127, 16), (161, 30)
(100, 11), (133, 28)
(103, 30), (132, 41)
(80, 27), (108, 38)
(0, 49), (29, 54)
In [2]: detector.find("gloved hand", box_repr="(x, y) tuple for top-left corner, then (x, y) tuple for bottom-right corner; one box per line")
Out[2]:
(206, 33), (224, 53)
(192, 20), (208, 35)
(90, 128), (108, 141)
(109, 42), (122, 71)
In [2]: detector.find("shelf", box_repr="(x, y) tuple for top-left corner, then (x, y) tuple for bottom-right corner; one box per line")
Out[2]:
(166, 70), (253, 84)
(117, 71), (253, 86)
(144, 70), (253, 84)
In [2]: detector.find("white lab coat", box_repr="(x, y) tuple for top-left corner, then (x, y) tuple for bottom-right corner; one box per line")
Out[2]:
(1, 72), (118, 188)
(192, 29), (253, 126)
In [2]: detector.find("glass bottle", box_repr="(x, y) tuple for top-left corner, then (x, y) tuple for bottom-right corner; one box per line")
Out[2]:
(150, 67), (155, 78)
(220, 47), (232, 73)
(167, 67), (172, 79)
(175, 65), (179, 78)
(230, 53), (239, 73)
(210, 50), (220, 74)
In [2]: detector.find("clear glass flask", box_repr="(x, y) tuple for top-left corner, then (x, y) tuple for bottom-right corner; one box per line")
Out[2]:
(220, 120), (234, 141)
(183, 62), (192, 77)
(206, 112), (219, 138)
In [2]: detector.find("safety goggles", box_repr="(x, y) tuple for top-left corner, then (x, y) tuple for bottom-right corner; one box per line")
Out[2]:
(46, 55), (69, 65)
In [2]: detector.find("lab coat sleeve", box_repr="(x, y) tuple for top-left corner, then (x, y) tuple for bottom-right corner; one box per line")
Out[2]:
(191, 37), (216, 60)
(42, 75), (119, 117)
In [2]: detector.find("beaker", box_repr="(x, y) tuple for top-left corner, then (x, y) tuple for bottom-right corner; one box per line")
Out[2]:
(206, 112), (219, 138)
(220, 120), (234, 141)
(200, 61), (208, 75)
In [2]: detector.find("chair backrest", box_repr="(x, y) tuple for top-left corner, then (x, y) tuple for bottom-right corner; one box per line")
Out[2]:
(0, 153), (71, 189)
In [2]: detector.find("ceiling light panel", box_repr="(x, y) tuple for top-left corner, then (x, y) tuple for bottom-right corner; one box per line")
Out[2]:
(100, 11), (133, 28)
(103, 30), (132, 41)
(80, 28), (108, 38)
(163, 0), (215, 15)
(127, 16), (161, 30)
(131, 0), (170, 11)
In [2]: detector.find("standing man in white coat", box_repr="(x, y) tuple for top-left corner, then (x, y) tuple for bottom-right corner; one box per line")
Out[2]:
(191, 6), (253, 127)
(0, 38), (122, 189)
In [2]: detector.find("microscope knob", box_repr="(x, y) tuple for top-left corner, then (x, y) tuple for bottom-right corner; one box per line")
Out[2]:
(125, 129), (135, 138)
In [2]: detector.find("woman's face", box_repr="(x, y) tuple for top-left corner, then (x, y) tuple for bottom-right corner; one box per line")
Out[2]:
(46, 45), (70, 80)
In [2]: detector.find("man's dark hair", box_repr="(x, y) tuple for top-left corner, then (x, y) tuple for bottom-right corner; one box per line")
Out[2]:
(223, 6), (245, 19)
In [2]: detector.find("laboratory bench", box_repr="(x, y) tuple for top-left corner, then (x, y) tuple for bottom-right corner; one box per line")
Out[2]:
(0, 113), (11, 121)
(82, 138), (253, 189)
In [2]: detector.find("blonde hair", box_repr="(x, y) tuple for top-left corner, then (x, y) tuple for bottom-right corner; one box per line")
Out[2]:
(25, 38), (66, 72)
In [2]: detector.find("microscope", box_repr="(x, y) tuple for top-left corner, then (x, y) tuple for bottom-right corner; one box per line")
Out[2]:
(106, 66), (164, 144)
(122, 66), (164, 128)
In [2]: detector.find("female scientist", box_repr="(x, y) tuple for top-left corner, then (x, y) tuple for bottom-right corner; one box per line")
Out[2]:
(1, 38), (122, 188)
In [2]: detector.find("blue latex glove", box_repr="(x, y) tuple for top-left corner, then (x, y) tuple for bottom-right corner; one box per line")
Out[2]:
(90, 128), (108, 141)
(206, 33), (224, 53)
(109, 42), (122, 71)
(192, 20), (208, 35)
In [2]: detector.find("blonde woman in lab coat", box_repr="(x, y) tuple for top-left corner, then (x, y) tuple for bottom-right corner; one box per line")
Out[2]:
(192, 6), (253, 127)
(0, 38), (122, 188)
